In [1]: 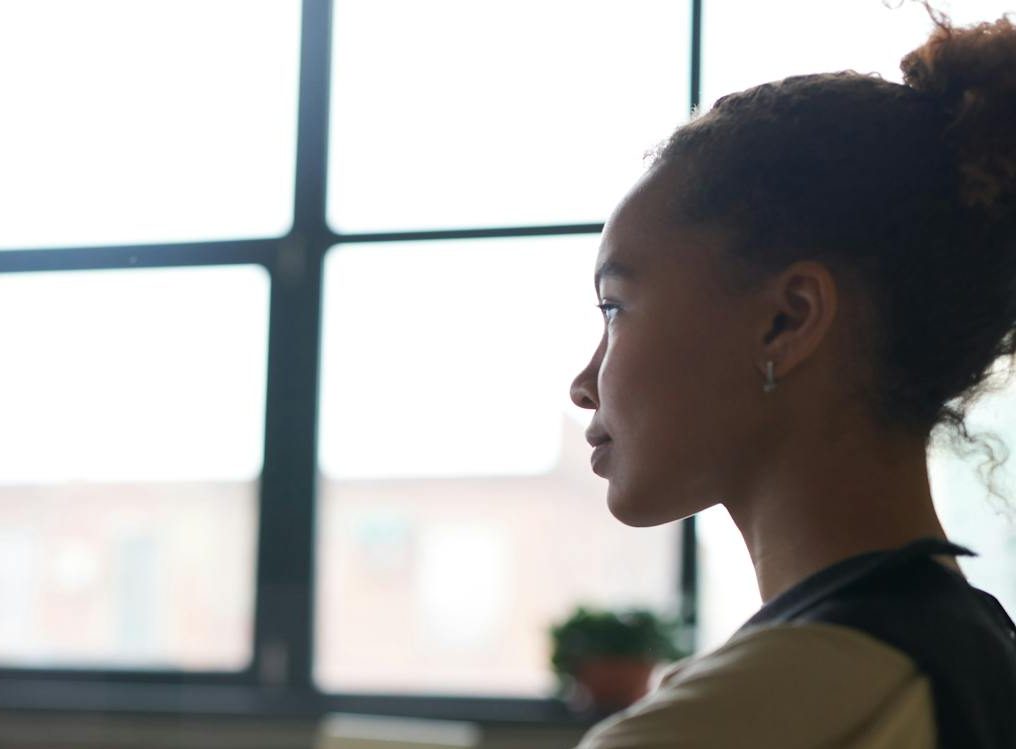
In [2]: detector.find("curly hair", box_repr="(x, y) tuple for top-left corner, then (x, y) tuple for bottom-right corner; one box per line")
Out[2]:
(652, 9), (1016, 505)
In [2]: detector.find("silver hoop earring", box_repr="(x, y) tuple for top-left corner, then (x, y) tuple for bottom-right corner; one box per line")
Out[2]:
(763, 360), (777, 393)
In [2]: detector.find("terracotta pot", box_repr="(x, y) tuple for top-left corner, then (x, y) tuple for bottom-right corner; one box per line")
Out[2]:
(573, 656), (657, 711)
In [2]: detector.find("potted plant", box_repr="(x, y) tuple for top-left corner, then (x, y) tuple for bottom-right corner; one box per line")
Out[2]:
(549, 605), (686, 713)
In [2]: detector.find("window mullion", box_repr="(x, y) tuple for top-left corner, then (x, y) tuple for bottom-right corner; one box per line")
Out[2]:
(254, 0), (334, 692)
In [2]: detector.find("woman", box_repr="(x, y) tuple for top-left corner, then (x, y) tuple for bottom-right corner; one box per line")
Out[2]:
(568, 10), (1016, 749)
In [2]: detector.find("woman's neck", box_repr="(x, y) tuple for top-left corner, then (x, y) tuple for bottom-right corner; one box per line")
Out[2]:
(725, 427), (955, 603)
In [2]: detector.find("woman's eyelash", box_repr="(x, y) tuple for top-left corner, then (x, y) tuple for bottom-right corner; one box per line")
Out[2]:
(596, 302), (620, 319)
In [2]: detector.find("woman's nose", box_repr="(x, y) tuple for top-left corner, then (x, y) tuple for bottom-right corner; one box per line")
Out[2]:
(569, 355), (599, 410)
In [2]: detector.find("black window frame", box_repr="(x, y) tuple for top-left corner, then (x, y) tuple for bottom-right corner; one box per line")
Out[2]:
(0, 0), (702, 725)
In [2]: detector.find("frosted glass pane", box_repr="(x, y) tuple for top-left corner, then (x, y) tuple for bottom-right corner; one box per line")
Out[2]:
(0, 0), (301, 250)
(0, 267), (270, 483)
(0, 482), (257, 669)
(0, 266), (269, 669)
(328, 0), (691, 232)
(319, 238), (603, 480)
(315, 237), (681, 695)
(696, 505), (760, 652)
(701, 0), (1014, 112)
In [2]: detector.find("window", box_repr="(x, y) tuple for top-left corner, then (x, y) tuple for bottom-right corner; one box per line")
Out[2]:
(0, 267), (269, 670)
(0, 0), (301, 692)
(327, 0), (689, 231)
(316, 0), (692, 697)
(0, 0), (693, 720)
(4, 0), (1012, 724)
(0, 0), (301, 250)
(315, 237), (680, 696)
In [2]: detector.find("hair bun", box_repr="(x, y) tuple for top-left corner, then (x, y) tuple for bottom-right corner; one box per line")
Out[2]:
(901, 12), (1016, 212)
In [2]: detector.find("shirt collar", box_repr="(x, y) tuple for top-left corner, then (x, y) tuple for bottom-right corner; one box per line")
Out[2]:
(738, 537), (976, 630)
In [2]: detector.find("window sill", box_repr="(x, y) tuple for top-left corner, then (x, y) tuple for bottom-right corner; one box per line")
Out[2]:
(0, 677), (610, 726)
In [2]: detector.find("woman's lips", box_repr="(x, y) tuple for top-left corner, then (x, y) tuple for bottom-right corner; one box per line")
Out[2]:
(590, 440), (612, 475)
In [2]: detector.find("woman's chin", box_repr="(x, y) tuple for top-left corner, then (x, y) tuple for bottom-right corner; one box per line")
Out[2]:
(606, 481), (707, 528)
(606, 485), (680, 528)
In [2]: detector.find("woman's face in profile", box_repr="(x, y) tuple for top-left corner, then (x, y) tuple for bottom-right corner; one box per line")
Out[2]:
(570, 164), (765, 526)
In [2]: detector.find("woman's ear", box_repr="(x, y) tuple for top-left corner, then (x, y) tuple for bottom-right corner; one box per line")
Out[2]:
(758, 260), (839, 380)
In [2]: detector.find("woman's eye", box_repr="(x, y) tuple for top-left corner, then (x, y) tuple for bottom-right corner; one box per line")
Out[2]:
(596, 302), (620, 323)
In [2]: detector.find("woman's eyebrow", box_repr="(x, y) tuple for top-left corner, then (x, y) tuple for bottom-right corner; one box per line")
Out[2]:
(594, 259), (637, 290)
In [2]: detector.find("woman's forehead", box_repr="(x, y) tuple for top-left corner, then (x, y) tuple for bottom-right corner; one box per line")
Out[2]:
(597, 210), (738, 302)
(596, 174), (671, 270)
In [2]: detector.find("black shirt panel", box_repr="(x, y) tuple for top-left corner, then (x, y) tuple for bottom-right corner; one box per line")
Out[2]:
(738, 538), (1016, 749)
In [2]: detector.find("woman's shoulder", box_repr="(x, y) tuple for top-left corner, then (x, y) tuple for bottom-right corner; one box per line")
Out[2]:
(575, 539), (1016, 749)
(776, 551), (1016, 749)
(575, 620), (935, 749)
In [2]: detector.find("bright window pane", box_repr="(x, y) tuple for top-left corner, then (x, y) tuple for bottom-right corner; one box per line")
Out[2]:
(328, 0), (691, 232)
(929, 368), (1016, 621)
(316, 237), (680, 695)
(701, 0), (1014, 112)
(696, 505), (760, 652)
(0, 0), (301, 250)
(0, 266), (270, 669)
